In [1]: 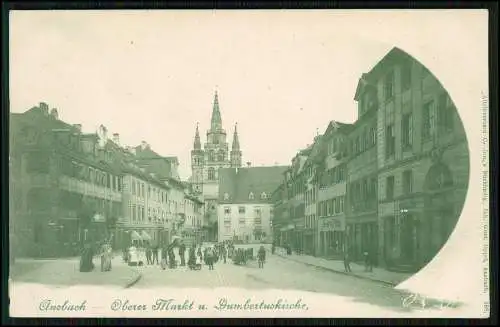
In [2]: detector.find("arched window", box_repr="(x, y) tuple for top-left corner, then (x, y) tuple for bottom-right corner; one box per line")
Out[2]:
(249, 192), (255, 200)
(208, 167), (215, 181)
(224, 193), (230, 200)
(261, 192), (267, 199)
(208, 151), (215, 162)
(219, 152), (225, 162)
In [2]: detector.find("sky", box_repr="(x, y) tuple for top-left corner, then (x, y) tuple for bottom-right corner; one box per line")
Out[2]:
(10, 11), (419, 180)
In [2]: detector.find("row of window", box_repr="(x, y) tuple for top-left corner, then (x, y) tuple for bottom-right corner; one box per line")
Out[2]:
(385, 93), (454, 159)
(207, 151), (226, 162)
(130, 204), (186, 223)
(319, 164), (347, 188)
(326, 137), (345, 156)
(224, 206), (263, 216)
(223, 217), (263, 225)
(305, 214), (316, 229)
(59, 157), (122, 192)
(130, 178), (168, 203)
(350, 125), (377, 157)
(223, 192), (268, 201)
(349, 177), (377, 206)
(385, 170), (413, 201)
(318, 195), (345, 217)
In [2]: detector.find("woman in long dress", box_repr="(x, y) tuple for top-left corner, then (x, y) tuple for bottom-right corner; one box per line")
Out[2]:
(80, 243), (95, 272)
(101, 242), (112, 272)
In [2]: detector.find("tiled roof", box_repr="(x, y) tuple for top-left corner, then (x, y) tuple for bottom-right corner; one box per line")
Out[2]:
(218, 166), (289, 204)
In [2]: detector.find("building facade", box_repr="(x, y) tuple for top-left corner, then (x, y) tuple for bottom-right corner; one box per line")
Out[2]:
(316, 121), (351, 259)
(285, 152), (308, 253)
(10, 104), (123, 258)
(115, 166), (171, 250)
(182, 193), (205, 247)
(367, 48), (469, 271)
(303, 137), (322, 256)
(217, 166), (288, 243)
(190, 91), (243, 241)
(345, 73), (380, 263)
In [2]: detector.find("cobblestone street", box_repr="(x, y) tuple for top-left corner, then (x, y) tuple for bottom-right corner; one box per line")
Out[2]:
(131, 251), (419, 314)
(10, 255), (140, 289)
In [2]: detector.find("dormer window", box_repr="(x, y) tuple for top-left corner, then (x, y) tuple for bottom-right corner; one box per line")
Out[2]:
(249, 192), (254, 200)
(224, 193), (230, 200)
(261, 192), (267, 199)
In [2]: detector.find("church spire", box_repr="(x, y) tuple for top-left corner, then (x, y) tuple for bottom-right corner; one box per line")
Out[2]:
(193, 122), (201, 150)
(210, 90), (222, 131)
(230, 122), (242, 168)
(232, 123), (240, 150)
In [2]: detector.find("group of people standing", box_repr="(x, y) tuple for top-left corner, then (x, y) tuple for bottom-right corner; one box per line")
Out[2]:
(79, 238), (113, 273)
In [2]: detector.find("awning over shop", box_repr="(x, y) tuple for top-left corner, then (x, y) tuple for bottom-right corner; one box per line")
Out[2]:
(141, 231), (152, 241)
(280, 224), (295, 232)
(130, 231), (142, 241)
(93, 214), (106, 222)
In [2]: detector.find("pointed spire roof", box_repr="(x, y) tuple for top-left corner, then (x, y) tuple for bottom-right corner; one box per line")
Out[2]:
(232, 123), (240, 151)
(210, 90), (222, 131)
(193, 123), (201, 150)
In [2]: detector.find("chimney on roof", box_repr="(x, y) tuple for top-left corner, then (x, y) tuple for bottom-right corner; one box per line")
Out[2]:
(73, 124), (82, 133)
(50, 108), (59, 120)
(141, 141), (148, 150)
(112, 133), (120, 145)
(246, 162), (251, 167)
(39, 102), (49, 115)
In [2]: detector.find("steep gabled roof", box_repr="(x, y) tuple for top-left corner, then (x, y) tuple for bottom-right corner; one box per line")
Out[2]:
(218, 166), (289, 204)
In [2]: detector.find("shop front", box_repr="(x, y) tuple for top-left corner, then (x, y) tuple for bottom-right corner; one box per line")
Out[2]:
(293, 218), (304, 253)
(303, 229), (315, 255)
(279, 223), (294, 248)
(346, 216), (378, 264)
(318, 216), (346, 259)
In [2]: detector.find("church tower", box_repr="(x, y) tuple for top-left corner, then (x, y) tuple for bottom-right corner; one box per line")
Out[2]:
(230, 123), (242, 168)
(203, 90), (230, 191)
(190, 123), (204, 194)
(189, 89), (244, 241)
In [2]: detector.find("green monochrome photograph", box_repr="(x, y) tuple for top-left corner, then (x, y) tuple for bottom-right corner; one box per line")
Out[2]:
(6, 9), (490, 319)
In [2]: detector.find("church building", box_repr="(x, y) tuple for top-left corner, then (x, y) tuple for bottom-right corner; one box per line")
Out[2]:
(190, 91), (242, 241)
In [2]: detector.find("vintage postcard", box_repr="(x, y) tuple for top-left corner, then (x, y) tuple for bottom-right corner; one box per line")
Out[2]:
(7, 9), (489, 318)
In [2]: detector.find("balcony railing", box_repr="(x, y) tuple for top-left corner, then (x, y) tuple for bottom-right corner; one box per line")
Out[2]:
(350, 199), (377, 213)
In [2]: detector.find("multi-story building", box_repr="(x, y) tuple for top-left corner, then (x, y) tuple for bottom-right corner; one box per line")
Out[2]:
(190, 91), (243, 241)
(286, 150), (309, 253)
(10, 104), (123, 258)
(271, 182), (290, 247)
(275, 168), (295, 247)
(116, 164), (171, 248)
(217, 166), (288, 243)
(346, 69), (380, 264)
(302, 136), (322, 256)
(182, 193), (205, 247)
(316, 121), (351, 258)
(363, 47), (469, 271)
(133, 141), (181, 181)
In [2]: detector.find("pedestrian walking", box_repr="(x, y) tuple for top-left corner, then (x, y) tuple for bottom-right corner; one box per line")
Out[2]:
(343, 248), (352, 273)
(152, 244), (159, 265)
(205, 247), (215, 270)
(168, 247), (176, 269)
(271, 242), (276, 255)
(364, 249), (373, 272)
(221, 244), (227, 264)
(100, 241), (112, 272)
(178, 242), (186, 266)
(80, 242), (95, 272)
(160, 245), (168, 270)
(146, 243), (153, 265)
(258, 245), (266, 268)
